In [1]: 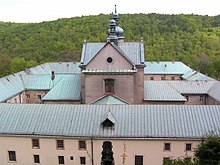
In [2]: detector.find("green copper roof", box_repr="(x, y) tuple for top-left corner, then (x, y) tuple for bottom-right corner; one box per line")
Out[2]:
(144, 61), (191, 75)
(25, 74), (63, 90)
(42, 74), (81, 101)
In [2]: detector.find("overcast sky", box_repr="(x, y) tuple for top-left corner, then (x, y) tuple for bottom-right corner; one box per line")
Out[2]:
(0, 0), (220, 23)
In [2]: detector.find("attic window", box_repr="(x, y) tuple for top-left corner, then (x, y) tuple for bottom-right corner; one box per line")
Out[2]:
(107, 57), (113, 63)
(102, 119), (114, 127)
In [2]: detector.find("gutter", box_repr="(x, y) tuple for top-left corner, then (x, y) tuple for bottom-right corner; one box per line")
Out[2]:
(91, 137), (94, 165)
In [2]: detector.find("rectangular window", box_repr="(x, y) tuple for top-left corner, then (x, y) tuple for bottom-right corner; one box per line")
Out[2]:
(171, 77), (175, 80)
(57, 140), (64, 150)
(200, 96), (204, 101)
(185, 143), (192, 151)
(79, 140), (86, 150)
(135, 155), (143, 165)
(58, 156), (65, 164)
(32, 139), (40, 148)
(26, 94), (30, 99)
(37, 95), (42, 100)
(34, 155), (40, 163)
(104, 79), (114, 93)
(80, 157), (86, 165)
(164, 143), (171, 151)
(161, 76), (165, 80)
(150, 77), (154, 80)
(8, 151), (16, 162)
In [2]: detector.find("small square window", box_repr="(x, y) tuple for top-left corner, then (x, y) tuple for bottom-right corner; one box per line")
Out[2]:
(200, 96), (204, 101)
(164, 143), (171, 151)
(70, 156), (74, 160)
(80, 157), (86, 165)
(26, 94), (30, 99)
(161, 76), (165, 80)
(32, 139), (40, 148)
(171, 77), (175, 80)
(57, 140), (64, 150)
(150, 77), (154, 80)
(79, 140), (86, 150)
(135, 155), (143, 165)
(8, 151), (16, 162)
(37, 95), (42, 100)
(34, 155), (40, 163)
(58, 156), (65, 164)
(185, 143), (192, 151)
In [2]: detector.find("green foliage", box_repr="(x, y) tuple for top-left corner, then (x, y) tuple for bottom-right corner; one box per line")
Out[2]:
(0, 14), (220, 77)
(168, 137), (220, 165)
(195, 137), (220, 165)
(164, 157), (198, 165)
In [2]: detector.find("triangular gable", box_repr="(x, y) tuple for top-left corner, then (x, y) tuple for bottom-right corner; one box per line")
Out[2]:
(84, 42), (135, 68)
(91, 94), (129, 105)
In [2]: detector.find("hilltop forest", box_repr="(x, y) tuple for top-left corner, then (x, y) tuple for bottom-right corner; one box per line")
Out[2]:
(0, 13), (220, 78)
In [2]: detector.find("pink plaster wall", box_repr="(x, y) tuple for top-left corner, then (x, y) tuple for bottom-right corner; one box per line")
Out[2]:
(144, 74), (182, 81)
(183, 94), (206, 105)
(86, 43), (133, 70)
(84, 74), (135, 104)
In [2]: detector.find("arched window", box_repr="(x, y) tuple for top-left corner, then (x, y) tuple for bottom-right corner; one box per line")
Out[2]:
(104, 79), (115, 94)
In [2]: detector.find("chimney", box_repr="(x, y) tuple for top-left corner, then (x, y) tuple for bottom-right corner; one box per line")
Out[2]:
(51, 71), (55, 81)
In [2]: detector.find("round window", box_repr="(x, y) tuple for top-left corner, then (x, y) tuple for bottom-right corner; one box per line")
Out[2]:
(107, 57), (113, 63)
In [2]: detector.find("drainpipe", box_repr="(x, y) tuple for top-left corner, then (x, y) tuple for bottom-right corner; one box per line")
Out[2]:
(91, 137), (94, 165)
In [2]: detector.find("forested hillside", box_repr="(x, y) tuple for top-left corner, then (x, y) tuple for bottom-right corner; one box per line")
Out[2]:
(0, 13), (220, 78)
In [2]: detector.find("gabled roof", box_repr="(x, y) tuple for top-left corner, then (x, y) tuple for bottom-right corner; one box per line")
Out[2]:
(144, 81), (186, 101)
(0, 62), (81, 102)
(80, 42), (144, 66)
(91, 94), (129, 105)
(144, 61), (191, 75)
(167, 80), (216, 94)
(0, 71), (26, 102)
(25, 62), (81, 74)
(24, 74), (63, 90)
(208, 81), (220, 102)
(0, 104), (219, 139)
(42, 74), (81, 101)
(144, 80), (218, 102)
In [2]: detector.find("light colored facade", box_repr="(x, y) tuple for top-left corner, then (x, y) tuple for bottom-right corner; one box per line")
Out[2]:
(0, 136), (200, 165)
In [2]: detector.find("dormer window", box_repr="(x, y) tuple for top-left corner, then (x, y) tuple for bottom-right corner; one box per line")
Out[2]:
(102, 119), (114, 127)
(104, 79), (115, 94)
(101, 110), (116, 128)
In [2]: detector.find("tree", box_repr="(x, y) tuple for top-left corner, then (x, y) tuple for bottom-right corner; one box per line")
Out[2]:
(164, 157), (198, 165)
(195, 137), (220, 165)
(166, 137), (220, 165)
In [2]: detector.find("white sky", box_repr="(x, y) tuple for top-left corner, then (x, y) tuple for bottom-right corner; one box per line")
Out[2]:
(0, 0), (220, 23)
